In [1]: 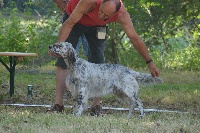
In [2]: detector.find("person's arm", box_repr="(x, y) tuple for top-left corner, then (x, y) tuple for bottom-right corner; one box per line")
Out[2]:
(116, 5), (160, 77)
(56, 0), (96, 42)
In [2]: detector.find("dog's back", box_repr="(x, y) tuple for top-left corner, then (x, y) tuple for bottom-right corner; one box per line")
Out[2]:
(74, 60), (163, 86)
(106, 64), (163, 85)
(69, 59), (139, 97)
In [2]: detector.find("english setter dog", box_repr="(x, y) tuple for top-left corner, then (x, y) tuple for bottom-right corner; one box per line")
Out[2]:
(49, 42), (163, 118)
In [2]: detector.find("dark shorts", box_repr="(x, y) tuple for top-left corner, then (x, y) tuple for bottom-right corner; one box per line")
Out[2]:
(56, 13), (106, 69)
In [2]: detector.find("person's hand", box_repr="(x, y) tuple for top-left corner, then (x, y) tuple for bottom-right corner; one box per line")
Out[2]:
(53, 0), (67, 12)
(17, 56), (23, 61)
(147, 62), (160, 77)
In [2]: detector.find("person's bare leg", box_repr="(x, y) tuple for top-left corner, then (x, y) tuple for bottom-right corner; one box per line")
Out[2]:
(93, 97), (100, 105)
(55, 66), (68, 106)
(90, 97), (102, 116)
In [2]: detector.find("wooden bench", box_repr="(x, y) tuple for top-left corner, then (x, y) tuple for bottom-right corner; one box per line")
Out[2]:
(0, 52), (38, 96)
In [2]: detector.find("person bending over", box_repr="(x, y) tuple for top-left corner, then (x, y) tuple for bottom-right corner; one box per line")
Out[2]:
(48, 0), (160, 115)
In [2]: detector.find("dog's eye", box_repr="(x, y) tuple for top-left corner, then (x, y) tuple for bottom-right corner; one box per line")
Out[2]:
(53, 45), (59, 48)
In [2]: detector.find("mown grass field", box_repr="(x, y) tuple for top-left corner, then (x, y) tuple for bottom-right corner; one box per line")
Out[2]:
(0, 65), (200, 132)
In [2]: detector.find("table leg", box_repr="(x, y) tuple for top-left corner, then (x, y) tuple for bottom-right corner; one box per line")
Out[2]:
(0, 56), (17, 96)
(9, 56), (17, 96)
(0, 59), (9, 71)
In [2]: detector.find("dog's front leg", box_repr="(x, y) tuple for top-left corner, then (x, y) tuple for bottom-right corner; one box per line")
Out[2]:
(75, 87), (87, 116)
(72, 99), (78, 115)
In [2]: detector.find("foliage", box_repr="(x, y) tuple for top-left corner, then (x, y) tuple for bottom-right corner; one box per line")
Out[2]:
(0, 0), (199, 70)
(0, 0), (3, 7)
(0, 2), (61, 64)
(152, 44), (200, 70)
(2, 0), (55, 15)
(123, 0), (199, 48)
(105, 0), (200, 70)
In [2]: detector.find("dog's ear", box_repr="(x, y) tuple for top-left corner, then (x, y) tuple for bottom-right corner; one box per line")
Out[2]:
(68, 49), (76, 64)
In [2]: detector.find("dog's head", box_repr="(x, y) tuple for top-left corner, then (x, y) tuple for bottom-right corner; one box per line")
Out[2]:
(49, 42), (78, 65)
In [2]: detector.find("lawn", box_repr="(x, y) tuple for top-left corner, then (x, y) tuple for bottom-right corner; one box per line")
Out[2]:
(0, 65), (200, 132)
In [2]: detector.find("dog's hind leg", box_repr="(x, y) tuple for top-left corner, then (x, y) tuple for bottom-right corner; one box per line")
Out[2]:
(127, 96), (144, 118)
(124, 95), (137, 118)
(117, 91), (144, 118)
(127, 100), (135, 119)
(113, 88), (136, 118)
(135, 97), (145, 117)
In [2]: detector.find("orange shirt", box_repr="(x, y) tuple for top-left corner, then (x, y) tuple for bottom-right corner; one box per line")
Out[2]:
(66, 0), (122, 26)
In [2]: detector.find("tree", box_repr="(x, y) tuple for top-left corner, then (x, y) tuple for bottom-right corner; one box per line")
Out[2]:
(105, 0), (199, 67)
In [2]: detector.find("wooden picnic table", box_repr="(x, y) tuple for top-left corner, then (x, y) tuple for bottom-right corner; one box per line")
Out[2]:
(0, 52), (38, 96)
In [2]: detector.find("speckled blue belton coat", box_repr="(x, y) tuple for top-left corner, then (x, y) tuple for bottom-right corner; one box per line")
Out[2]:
(49, 42), (163, 118)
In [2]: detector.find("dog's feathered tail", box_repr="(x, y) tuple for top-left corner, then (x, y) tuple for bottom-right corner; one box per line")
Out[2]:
(116, 65), (163, 85)
(130, 70), (163, 85)
(134, 72), (163, 85)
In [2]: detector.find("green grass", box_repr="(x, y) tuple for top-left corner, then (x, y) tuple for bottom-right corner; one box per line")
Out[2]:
(0, 66), (200, 132)
(0, 106), (199, 132)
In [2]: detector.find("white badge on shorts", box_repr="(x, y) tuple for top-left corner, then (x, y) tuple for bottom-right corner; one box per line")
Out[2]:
(97, 26), (106, 39)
